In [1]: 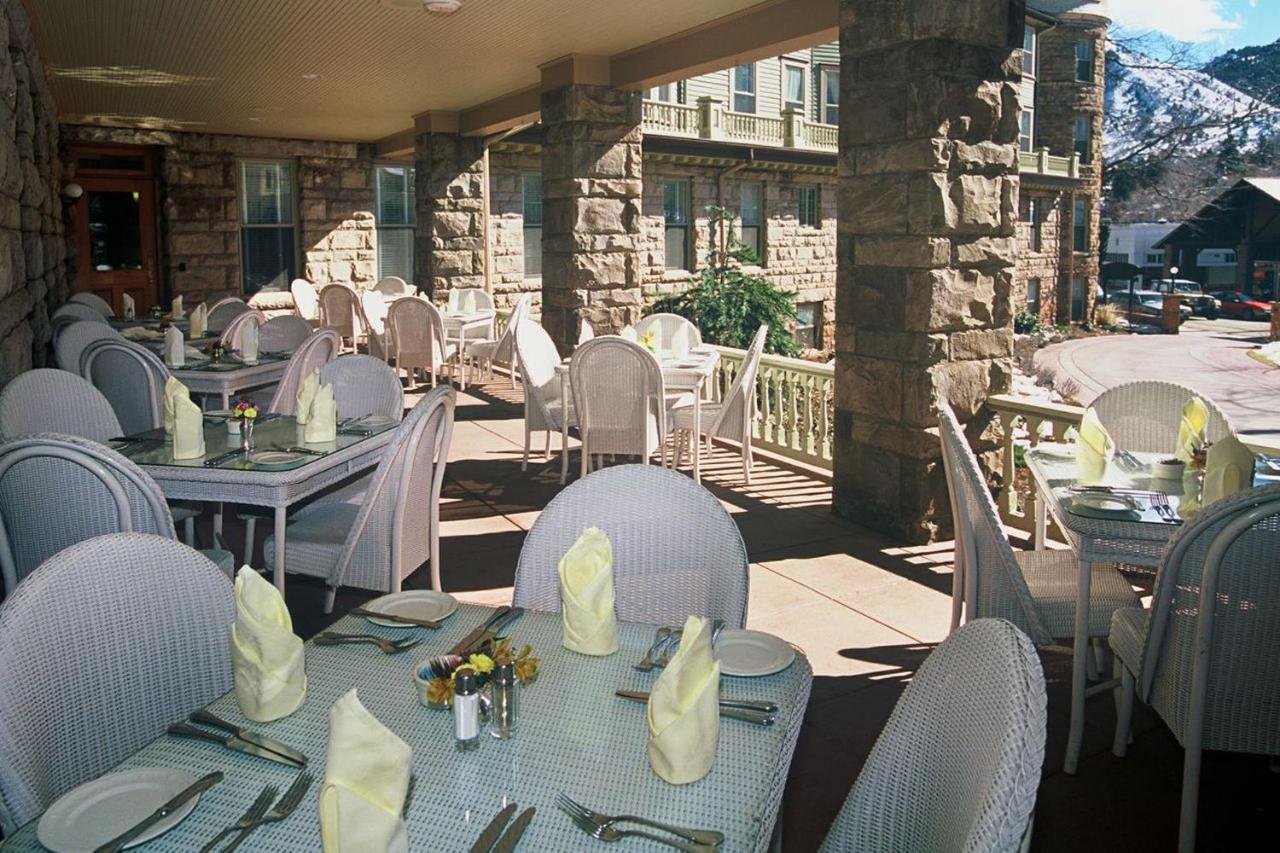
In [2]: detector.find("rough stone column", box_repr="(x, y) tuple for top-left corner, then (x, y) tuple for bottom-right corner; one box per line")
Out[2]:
(540, 78), (643, 353)
(833, 0), (1024, 544)
(415, 121), (487, 299)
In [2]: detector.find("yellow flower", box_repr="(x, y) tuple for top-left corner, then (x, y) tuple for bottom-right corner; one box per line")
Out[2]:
(243, 406), (258, 420)
(426, 677), (454, 706)
(467, 653), (495, 674)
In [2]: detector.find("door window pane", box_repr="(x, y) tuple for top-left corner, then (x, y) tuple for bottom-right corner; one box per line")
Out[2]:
(523, 173), (543, 277)
(783, 65), (805, 113)
(663, 179), (691, 270)
(740, 182), (762, 261)
(87, 191), (143, 271)
(376, 165), (415, 281)
(239, 161), (295, 294)
(733, 64), (756, 113)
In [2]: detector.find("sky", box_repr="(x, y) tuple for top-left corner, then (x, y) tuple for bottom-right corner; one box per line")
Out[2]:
(1107, 0), (1280, 54)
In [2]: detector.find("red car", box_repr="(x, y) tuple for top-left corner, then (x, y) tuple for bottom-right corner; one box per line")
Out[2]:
(1209, 291), (1274, 321)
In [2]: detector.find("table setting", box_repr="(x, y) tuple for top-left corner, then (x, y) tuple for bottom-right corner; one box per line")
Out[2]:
(5, 528), (809, 853)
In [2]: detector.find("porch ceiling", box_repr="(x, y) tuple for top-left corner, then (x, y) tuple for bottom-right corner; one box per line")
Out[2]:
(27, 0), (785, 142)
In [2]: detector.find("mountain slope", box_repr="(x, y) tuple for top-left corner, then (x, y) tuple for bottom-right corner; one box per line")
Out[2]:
(1203, 39), (1280, 106)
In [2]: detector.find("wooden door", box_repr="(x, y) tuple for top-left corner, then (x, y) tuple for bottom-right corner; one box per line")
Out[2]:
(70, 145), (160, 314)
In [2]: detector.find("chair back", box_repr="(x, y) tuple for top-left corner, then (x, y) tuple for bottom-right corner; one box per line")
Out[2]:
(0, 533), (233, 833)
(205, 297), (249, 334)
(937, 402), (1050, 644)
(1091, 381), (1232, 454)
(515, 464), (749, 626)
(709, 325), (766, 441)
(0, 370), (123, 443)
(267, 329), (340, 415)
(318, 354), (405, 420)
(361, 290), (391, 362)
(290, 278), (320, 320)
(373, 276), (412, 297)
(67, 292), (115, 317)
(447, 287), (495, 313)
(1133, 484), (1280, 754)
(0, 434), (176, 594)
(54, 320), (122, 372)
(80, 339), (169, 434)
(258, 315), (313, 352)
(319, 284), (360, 339)
(331, 386), (455, 593)
(635, 312), (702, 352)
(51, 303), (109, 325)
(569, 337), (665, 458)
(514, 319), (566, 428)
(218, 308), (267, 348)
(488, 293), (531, 367)
(388, 296), (450, 374)
(819, 618), (1046, 853)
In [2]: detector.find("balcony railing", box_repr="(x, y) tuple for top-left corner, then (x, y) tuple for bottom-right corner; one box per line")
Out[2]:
(641, 101), (700, 138)
(1018, 148), (1080, 178)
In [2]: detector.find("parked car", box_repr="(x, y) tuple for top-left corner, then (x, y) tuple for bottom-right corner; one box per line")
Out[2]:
(1209, 291), (1274, 321)
(1113, 290), (1191, 325)
(1147, 278), (1220, 318)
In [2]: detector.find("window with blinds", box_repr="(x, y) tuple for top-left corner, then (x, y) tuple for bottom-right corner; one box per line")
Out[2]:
(239, 160), (296, 294)
(797, 185), (819, 228)
(523, 173), (542, 277)
(376, 165), (416, 283)
(740, 182), (763, 263)
(663, 179), (691, 271)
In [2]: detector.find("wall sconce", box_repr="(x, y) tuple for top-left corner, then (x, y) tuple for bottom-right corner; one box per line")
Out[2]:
(63, 182), (84, 200)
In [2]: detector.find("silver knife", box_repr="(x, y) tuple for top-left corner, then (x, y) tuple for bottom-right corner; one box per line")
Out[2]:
(450, 606), (521, 655)
(167, 723), (305, 767)
(492, 806), (535, 853)
(470, 802), (517, 853)
(189, 710), (309, 766)
(93, 771), (223, 853)
(460, 607), (525, 656)
(615, 691), (776, 726)
(615, 689), (779, 714)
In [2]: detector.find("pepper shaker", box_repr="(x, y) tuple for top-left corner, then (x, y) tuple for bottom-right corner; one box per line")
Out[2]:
(489, 661), (518, 739)
(454, 669), (481, 751)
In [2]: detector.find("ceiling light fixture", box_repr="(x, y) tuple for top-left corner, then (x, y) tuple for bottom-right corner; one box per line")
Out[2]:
(423, 0), (462, 12)
(301, 72), (321, 80)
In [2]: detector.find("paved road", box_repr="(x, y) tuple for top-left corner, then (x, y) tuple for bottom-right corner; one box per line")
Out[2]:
(1034, 317), (1280, 441)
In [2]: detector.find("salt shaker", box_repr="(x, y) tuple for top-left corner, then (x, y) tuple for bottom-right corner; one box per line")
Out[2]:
(454, 669), (481, 751)
(489, 661), (518, 739)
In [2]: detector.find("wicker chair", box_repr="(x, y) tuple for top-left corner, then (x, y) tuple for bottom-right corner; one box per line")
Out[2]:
(264, 386), (454, 610)
(54, 320), (122, 372)
(819, 618), (1046, 853)
(258, 314), (313, 352)
(360, 289), (391, 362)
(318, 354), (405, 421)
(635, 312), (702, 352)
(1109, 484), (1280, 852)
(672, 325), (766, 483)
(205, 297), (249, 334)
(0, 533), (233, 833)
(0, 370), (122, 444)
(570, 336), (668, 477)
(514, 464), (749, 626)
(290, 278), (320, 321)
(937, 401), (1138, 645)
(318, 284), (362, 348)
(218, 308), (267, 349)
(514, 318), (576, 475)
(51, 302), (109, 326)
(79, 338), (169, 436)
(67, 291), (115, 317)
(1091, 381), (1232, 454)
(373, 276), (412, 297)
(388, 296), (455, 387)
(265, 329), (341, 415)
(446, 287), (497, 346)
(465, 293), (530, 388)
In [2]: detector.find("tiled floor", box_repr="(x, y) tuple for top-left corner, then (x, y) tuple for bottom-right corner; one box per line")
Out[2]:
(262, 378), (1279, 852)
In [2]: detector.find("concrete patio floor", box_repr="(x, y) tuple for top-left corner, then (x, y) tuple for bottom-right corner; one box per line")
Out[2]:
(264, 377), (1279, 852)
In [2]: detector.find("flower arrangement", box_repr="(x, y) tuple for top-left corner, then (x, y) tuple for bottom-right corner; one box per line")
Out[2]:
(233, 400), (259, 421)
(639, 331), (657, 353)
(421, 640), (541, 709)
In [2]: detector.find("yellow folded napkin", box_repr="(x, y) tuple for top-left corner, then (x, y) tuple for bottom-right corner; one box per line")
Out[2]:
(647, 615), (720, 784)
(122, 293), (135, 320)
(295, 369), (320, 425)
(170, 294), (184, 320)
(670, 324), (691, 359)
(163, 326), (185, 368)
(172, 394), (206, 460)
(304, 384), (337, 444)
(189, 303), (207, 339)
(621, 325), (637, 342)
(240, 320), (260, 363)
(1201, 434), (1256, 507)
(1076, 408), (1115, 485)
(558, 527), (619, 656)
(163, 376), (189, 435)
(461, 290), (477, 315)
(320, 689), (410, 853)
(1175, 397), (1210, 462)
(447, 289), (461, 312)
(231, 566), (306, 721)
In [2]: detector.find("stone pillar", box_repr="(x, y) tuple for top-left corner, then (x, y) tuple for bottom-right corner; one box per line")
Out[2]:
(414, 114), (487, 299)
(832, 0), (1023, 544)
(540, 60), (643, 352)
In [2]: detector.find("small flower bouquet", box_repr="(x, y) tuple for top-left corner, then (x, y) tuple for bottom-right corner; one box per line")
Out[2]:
(639, 331), (657, 353)
(418, 641), (541, 709)
(233, 400), (259, 422)
(229, 399), (259, 443)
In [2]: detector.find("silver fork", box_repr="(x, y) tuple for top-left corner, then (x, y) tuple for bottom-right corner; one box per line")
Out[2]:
(313, 632), (420, 654)
(223, 772), (313, 852)
(655, 629), (683, 668)
(556, 793), (724, 848)
(199, 784), (276, 853)
(635, 627), (671, 671)
(562, 808), (717, 852)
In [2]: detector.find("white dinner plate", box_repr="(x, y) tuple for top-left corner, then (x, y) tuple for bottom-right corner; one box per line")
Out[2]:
(715, 629), (796, 677)
(1034, 444), (1075, 460)
(1071, 493), (1137, 514)
(246, 450), (307, 468)
(362, 590), (459, 627)
(38, 768), (201, 853)
(676, 359), (703, 368)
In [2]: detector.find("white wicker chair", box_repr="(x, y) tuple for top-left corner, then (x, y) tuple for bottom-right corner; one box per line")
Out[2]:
(672, 324), (766, 483)
(264, 386), (454, 610)
(54, 320), (122, 372)
(360, 289), (391, 362)
(1091, 381), (1233, 454)
(635, 313), (702, 352)
(265, 329), (340, 415)
(938, 401), (1139, 645)
(67, 291), (115, 317)
(318, 354), (405, 421)
(446, 287), (496, 345)
(514, 318), (576, 474)
(258, 314), (313, 352)
(819, 618), (1046, 853)
(0, 370), (122, 444)
(205, 297), (249, 334)
(0, 533), (233, 833)
(51, 302), (109, 326)
(290, 278), (320, 321)
(388, 296), (455, 387)
(318, 284), (362, 348)
(373, 276), (412, 297)
(465, 293), (530, 388)
(79, 338), (169, 436)
(513, 463), (749, 627)
(218, 307), (267, 349)
(569, 336), (668, 477)
(1109, 484), (1280, 852)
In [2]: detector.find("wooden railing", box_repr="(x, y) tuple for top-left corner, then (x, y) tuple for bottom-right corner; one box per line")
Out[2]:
(1017, 148), (1080, 178)
(720, 111), (786, 145)
(641, 101), (700, 138)
(805, 122), (838, 148)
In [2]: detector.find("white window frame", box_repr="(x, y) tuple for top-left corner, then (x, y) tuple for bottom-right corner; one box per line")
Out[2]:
(646, 84), (675, 103)
(1022, 25), (1038, 77)
(237, 158), (297, 295)
(732, 63), (757, 114)
(781, 61), (807, 115)
(797, 185), (819, 229)
(1019, 108), (1034, 153)
(374, 164), (415, 283)
(1074, 116), (1092, 164)
(1075, 39), (1094, 83)
(819, 66), (839, 125)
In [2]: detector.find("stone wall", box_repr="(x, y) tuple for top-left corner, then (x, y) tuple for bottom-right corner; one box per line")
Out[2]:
(489, 147), (540, 309)
(0, 0), (69, 386)
(62, 125), (381, 303)
(415, 132), (487, 300)
(1015, 185), (1068, 324)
